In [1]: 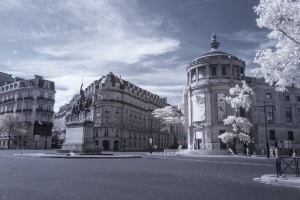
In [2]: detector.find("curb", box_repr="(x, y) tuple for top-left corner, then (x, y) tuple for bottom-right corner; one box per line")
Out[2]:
(13, 153), (142, 159)
(253, 174), (300, 189)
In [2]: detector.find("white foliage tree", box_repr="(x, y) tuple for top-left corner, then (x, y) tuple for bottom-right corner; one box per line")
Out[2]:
(253, 0), (300, 91)
(218, 81), (253, 147)
(152, 105), (184, 149)
(0, 113), (28, 149)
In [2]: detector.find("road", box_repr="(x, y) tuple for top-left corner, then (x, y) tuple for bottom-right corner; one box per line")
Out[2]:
(0, 150), (299, 200)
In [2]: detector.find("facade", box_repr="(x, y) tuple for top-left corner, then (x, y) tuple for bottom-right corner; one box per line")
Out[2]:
(0, 73), (55, 149)
(184, 35), (300, 154)
(60, 72), (186, 151)
(248, 78), (300, 153)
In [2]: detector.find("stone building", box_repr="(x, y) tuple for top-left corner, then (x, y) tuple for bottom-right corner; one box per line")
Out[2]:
(184, 35), (300, 154)
(61, 72), (185, 151)
(248, 77), (300, 154)
(0, 73), (56, 149)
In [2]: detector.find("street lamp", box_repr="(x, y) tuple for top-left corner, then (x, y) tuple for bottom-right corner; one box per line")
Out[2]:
(254, 102), (276, 158)
(147, 115), (155, 154)
(149, 137), (153, 154)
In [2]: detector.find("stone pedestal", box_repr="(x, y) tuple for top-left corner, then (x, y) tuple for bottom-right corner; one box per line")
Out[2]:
(62, 120), (94, 152)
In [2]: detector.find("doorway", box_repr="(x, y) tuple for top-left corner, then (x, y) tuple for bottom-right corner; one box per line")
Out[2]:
(113, 140), (119, 151)
(103, 140), (110, 151)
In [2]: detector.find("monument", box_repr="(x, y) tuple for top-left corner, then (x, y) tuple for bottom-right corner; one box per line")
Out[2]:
(62, 83), (95, 152)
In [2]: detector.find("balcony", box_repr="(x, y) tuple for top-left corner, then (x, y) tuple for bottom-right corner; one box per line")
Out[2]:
(3, 99), (15, 103)
(24, 97), (34, 100)
(36, 109), (54, 114)
(37, 97), (55, 102)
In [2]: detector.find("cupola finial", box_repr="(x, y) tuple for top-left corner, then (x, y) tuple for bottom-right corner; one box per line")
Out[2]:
(209, 34), (220, 50)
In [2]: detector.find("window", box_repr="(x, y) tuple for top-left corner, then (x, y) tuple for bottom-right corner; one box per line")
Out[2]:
(288, 131), (294, 140)
(297, 108), (300, 123)
(198, 67), (206, 78)
(221, 66), (227, 76)
(232, 68), (235, 76)
(284, 95), (290, 101)
(104, 129), (109, 137)
(236, 68), (240, 77)
(266, 106), (274, 121)
(191, 69), (196, 82)
(211, 66), (217, 76)
(284, 107), (292, 123)
(269, 130), (275, 140)
(296, 96), (300, 101)
(266, 93), (272, 99)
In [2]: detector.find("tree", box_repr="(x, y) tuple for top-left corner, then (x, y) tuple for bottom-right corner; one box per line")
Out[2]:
(253, 0), (300, 92)
(152, 106), (184, 149)
(0, 113), (28, 149)
(218, 81), (253, 152)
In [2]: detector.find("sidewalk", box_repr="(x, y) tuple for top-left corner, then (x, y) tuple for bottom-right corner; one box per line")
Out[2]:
(253, 174), (300, 189)
(12, 152), (142, 159)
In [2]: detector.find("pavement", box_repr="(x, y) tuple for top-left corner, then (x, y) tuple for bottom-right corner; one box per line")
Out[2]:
(148, 150), (300, 189)
(253, 174), (300, 189)
(12, 150), (300, 189)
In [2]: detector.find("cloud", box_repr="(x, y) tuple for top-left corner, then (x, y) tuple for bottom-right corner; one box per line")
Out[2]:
(0, 0), (182, 111)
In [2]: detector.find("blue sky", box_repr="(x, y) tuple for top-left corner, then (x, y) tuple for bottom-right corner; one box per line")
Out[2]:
(0, 0), (274, 111)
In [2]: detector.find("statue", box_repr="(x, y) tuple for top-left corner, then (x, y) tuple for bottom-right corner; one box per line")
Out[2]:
(71, 83), (92, 117)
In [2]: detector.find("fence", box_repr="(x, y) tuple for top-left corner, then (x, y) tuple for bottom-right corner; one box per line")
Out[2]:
(276, 157), (299, 177)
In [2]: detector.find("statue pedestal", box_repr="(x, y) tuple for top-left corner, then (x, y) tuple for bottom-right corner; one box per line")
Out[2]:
(62, 121), (94, 152)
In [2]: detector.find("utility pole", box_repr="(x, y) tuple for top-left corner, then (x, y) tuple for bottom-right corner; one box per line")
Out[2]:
(254, 102), (276, 158)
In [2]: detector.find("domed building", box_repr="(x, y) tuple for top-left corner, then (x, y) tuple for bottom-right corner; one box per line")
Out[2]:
(184, 35), (300, 155)
(184, 35), (248, 152)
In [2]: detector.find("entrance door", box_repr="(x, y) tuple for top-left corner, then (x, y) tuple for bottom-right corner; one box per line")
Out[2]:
(103, 140), (110, 151)
(113, 140), (119, 151)
(219, 130), (227, 150)
(196, 139), (202, 150)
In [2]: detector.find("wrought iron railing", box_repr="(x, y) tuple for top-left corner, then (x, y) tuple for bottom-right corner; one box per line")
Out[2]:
(276, 157), (299, 177)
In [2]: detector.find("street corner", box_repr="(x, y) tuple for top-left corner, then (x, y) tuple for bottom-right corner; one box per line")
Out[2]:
(253, 174), (300, 189)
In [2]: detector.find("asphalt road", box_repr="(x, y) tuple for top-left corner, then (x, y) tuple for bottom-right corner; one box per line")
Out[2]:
(0, 150), (299, 200)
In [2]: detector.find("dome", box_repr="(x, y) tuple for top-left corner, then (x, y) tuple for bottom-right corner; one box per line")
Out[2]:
(187, 34), (243, 70)
(186, 34), (246, 84)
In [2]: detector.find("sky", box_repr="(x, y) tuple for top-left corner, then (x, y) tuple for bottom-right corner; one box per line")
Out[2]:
(0, 0), (275, 112)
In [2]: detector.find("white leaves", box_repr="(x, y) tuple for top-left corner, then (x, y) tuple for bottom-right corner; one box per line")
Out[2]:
(221, 81), (253, 144)
(152, 105), (184, 124)
(218, 132), (236, 143)
(253, 0), (300, 91)
(225, 80), (253, 112)
(238, 133), (252, 143)
(223, 116), (252, 134)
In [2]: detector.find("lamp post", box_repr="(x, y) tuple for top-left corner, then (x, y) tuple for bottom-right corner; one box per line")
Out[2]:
(149, 117), (153, 154)
(254, 102), (276, 158)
